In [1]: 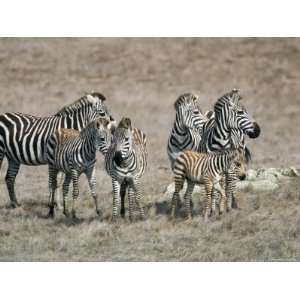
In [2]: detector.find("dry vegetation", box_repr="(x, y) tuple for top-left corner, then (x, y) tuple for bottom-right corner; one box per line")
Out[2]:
(0, 38), (299, 261)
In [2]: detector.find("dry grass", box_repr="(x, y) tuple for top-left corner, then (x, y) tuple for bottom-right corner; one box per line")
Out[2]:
(0, 38), (299, 261)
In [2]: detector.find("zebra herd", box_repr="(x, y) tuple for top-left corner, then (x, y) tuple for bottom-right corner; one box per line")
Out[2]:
(0, 89), (260, 222)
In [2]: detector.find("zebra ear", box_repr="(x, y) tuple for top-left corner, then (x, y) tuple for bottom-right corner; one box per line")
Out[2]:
(108, 120), (117, 134)
(86, 94), (98, 105)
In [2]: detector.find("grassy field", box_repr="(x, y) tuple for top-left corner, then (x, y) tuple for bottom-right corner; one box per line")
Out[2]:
(0, 38), (299, 261)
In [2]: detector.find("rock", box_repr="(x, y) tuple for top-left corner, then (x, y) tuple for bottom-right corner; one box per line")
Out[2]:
(237, 180), (279, 192)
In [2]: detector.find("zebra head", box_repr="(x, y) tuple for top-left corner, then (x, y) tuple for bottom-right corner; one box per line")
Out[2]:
(232, 148), (248, 181)
(236, 107), (261, 139)
(174, 93), (205, 132)
(93, 117), (114, 155)
(214, 89), (260, 139)
(112, 117), (133, 167)
(86, 92), (115, 122)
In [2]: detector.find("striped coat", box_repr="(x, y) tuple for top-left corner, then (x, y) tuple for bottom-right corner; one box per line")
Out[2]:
(46, 117), (112, 218)
(105, 117), (147, 222)
(0, 92), (113, 207)
(172, 149), (247, 220)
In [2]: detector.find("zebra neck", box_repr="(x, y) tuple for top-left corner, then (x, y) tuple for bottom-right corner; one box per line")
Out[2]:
(173, 119), (196, 143)
(118, 149), (135, 169)
(214, 152), (233, 173)
(81, 131), (97, 160)
(60, 108), (92, 131)
(208, 118), (231, 150)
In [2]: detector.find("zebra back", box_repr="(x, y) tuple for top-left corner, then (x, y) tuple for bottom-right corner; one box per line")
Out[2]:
(0, 92), (113, 166)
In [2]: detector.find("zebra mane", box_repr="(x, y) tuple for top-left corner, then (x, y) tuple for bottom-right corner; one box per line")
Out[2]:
(214, 89), (242, 112)
(174, 93), (198, 110)
(118, 117), (132, 130)
(55, 92), (106, 116)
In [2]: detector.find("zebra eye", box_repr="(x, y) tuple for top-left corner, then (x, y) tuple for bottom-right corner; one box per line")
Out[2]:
(194, 110), (199, 114)
(100, 137), (105, 142)
(235, 162), (241, 167)
(99, 111), (106, 117)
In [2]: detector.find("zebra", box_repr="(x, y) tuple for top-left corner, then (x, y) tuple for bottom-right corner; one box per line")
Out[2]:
(197, 89), (260, 209)
(167, 93), (207, 169)
(46, 117), (114, 218)
(0, 92), (114, 208)
(171, 148), (247, 221)
(105, 117), (147, 222)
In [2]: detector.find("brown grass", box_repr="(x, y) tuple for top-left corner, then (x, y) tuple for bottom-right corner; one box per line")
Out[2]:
(0, 38), (299, 261)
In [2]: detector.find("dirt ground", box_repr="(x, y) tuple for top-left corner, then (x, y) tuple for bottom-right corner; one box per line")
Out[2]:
(0, 38), (299, 261)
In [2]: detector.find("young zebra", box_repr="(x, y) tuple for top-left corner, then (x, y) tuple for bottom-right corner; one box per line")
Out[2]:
(0, 92), (113, 208)
(46, 117), (113, 218)
(171, 148), (247, 221)
(167, 93), (207, 169)
(105, 117), (147, 222)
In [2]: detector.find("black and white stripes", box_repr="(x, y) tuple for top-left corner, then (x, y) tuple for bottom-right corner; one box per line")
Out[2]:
(105, 117), (147, 221)
(167, 93), (207, 169)
(172, 149), (247, 220)
(46, 117), (113, 218)
(0, 92), (113, 207)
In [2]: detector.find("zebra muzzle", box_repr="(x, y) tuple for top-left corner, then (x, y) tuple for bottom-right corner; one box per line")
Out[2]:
(239, 174), (246, 181)
(248, 122), (261, 139)
(113, 151), (123, 166)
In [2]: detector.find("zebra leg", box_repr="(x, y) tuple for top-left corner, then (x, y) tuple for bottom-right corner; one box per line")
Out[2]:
(120, 181), (127, 218)
(55, 172), (65, 210)
(184, 180), (195, 219)
(171, 179), (184, 218)
(111, 179), (121, 222)
(204, 178), (213, 221)
(211, 187), (219, 216)
(226, 172), (238, 210)
(132, 180), (145, 221)
(62, 174), (72, 217)
(47, 166), (58, 218)
(5, 160), (21, 208)
(128, 187), (134, 222)
(71, 169), (80, 219)
(215, 181), (227, 215)
(85, 166), (102, 217)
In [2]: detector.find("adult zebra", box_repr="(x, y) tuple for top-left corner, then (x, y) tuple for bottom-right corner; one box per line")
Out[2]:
(167, 93), (207, 169)
(198, 89), (261, 209)
(0, 92), (114, 208)
(105, 117), (147, 222)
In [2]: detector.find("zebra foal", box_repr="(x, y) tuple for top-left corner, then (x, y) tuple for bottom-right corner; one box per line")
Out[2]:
(171, 148), (247, 221)
(105, 117), (147, 222)
(46, 117), (113, 218)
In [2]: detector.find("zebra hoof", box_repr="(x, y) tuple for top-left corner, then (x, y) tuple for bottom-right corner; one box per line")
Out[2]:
(96, 209), (102, 217)
(9, 201), (21, 209)
(47, 209), (55, 219)
(231, 199), (239, 209)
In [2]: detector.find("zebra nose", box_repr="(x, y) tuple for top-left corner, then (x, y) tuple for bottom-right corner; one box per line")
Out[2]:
(239, 174), (246, 181)
(114, 151), (123, 166)
(248, 122), (261, 139)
